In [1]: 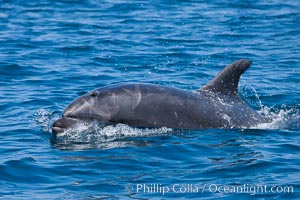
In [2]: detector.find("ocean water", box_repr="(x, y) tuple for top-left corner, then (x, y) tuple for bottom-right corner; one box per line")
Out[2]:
(0, 0), (299, 199)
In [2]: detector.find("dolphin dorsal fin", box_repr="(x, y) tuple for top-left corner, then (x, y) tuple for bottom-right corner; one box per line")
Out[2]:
(200, 59), (252, 96)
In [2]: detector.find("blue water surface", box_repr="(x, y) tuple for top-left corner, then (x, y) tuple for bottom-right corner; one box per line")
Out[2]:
(0, 0), (299, 199)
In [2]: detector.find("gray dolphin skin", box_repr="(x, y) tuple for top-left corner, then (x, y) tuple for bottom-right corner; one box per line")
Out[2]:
(52, 59), (268, 134)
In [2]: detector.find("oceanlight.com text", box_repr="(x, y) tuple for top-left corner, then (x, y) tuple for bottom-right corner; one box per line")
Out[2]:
(125, 183), (294, 196)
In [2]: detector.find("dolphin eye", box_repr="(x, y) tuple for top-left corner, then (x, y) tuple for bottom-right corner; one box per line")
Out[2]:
(90, 92), (97, 97)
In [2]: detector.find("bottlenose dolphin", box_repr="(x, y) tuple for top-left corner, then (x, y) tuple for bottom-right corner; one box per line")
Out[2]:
(52, 59), (267, 134)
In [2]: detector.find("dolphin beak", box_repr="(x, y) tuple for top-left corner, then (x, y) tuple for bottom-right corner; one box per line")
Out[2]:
(52, 117), (80, 134)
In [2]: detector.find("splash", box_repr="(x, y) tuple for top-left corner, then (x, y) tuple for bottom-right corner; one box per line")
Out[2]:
(238, 84), (300, 130)
(33, 109), (54, 132)
(256, 105), (300, 130)
(55, 121), (172, 142)
(52, 122), (173, 150)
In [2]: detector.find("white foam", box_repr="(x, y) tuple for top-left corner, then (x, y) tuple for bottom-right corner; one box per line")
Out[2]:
(55, 121), (172, 142)
(240, 85), (299, 130)
(255, 105), (299, 130)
